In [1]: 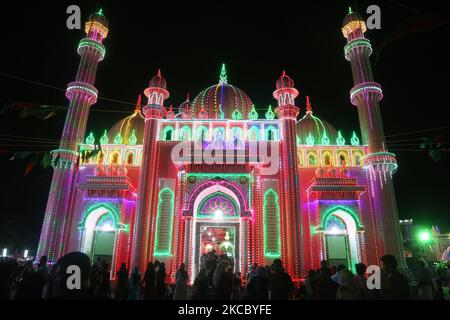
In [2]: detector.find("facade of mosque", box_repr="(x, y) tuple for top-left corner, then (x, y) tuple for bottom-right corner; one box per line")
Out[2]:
(37, 9), (405, 283)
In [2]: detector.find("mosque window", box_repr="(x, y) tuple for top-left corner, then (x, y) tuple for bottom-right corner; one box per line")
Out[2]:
(126, 152), (134, 165)
(162, 126), (175, 141)
(323, 153), (332, 166)
(154, 188), (175, 257)
(265, 126), (277, 141)
(308, 153), (317, 166)
(339, 152), (349, 166)
(248, 126), (260, 141)
(111, 152), (120, 165)
(264, 189), (281, 258)
(180, 126), (191, 141)
(353, 152), (363, 166)
(97, 151), (105, 164)
(197, 126), (209, 142)
(214, 127), (226, 141)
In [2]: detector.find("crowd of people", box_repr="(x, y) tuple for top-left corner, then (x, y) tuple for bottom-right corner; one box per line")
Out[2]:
(0, 250), (448, 300)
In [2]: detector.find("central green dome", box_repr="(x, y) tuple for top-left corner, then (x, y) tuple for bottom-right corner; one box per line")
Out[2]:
(297, 97), (337, 145)
(192, 64), (253, 119)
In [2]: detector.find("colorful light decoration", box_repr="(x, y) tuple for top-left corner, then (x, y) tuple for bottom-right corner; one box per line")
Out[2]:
(36, 8), (406, 283)
(351, 131), (360, 146)
(249, 105), (259, 120)
(336, 131), (346, 146)
(100, 130), (109, 145)
(86, 132), (95, 145)
(265, 105), (275, 120)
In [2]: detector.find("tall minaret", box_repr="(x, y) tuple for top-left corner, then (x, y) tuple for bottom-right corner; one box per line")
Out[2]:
(131, 70), (169, 271)
(37, 10), (109, 261)
(273, 71), (303, 279)
(342, 8), (406, 266)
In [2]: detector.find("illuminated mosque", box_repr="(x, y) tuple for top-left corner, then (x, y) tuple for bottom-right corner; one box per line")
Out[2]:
(37, 9), (406, 282)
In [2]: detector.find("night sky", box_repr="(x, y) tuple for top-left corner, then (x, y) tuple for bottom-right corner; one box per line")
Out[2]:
(0, 0), (449, 253)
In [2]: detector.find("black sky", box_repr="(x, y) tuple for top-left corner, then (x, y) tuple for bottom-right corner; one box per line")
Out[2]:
(0, 0), (449, 252)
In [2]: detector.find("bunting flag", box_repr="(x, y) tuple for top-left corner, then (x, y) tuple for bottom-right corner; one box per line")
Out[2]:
(41, 152), (53, 169)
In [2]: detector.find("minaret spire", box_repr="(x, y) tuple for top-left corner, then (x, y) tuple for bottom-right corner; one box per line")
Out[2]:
(131, 69), (170, 270)
(306, 96), (313, 114)
(342, 9), (406, 268)
(219, 63), (228, 84)
(272, 71), (303, 279)
(135, 95), (142, 112)
(37, 10), (109, 261)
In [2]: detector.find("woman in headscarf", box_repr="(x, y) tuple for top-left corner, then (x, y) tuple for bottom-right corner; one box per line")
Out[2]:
(173, 263), (189, 300)
(128, 267), (141, 300)
(213, 260), (231, 300)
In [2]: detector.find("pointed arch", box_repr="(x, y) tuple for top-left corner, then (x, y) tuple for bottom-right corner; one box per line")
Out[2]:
(154, 188), (175, 257)
(263, 189), (281, 258)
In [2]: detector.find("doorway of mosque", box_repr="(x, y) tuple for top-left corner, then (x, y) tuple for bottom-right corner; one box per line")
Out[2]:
(325, 215), (351, 268)
(201, 226), (235, 257)
(91, 212), (116, 265)
(195, 224), (239, 274)
(92, 230), (115, 265)
(326, 235), (349, 268)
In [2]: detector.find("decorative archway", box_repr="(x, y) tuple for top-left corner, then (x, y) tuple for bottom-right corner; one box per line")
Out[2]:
(78, 203), (125, 263)
(183, 180), (251, 218)
(317, 206), (364, 271)
(185, 181), (250, 281)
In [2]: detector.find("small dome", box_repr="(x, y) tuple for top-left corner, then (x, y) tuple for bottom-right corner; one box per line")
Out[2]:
(117, 166), (128, 176)
(340, 167), (351, 178)
(315, 167), (325, 178)
(342, 8), (363, 27)
(297, 113), (337, 146)
(192, 64), (253, 119)
(108, 100), (145, 145)
(327, 167), (338, 178)
(179, 94), (191, 113)
(166, 105), (175, 119)
(94, 165), (104, 176)
(149, 69), (167, 89)
(105, 166), (117, 176)
(88, 9), (109, 28)
(276, 71), (295, 90)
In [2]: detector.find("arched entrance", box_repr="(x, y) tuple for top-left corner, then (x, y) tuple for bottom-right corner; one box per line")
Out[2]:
(319, 207), (363, 271)
(191, 185), (242, 279)
(79, 204), (121, 265)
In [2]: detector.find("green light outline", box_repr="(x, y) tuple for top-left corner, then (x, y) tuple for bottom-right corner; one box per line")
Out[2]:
(318, 206), (364, 231)
(161, 125), (175, 141)
(180, 125), (192, 141)
(154, 188), (175, 257)
(263, 189), (281, 258)
(248, 126), (261, 141)
(78, 203), (123, 230)
(196, 125), (209, 141)
(265, 125), (278, 141)
(196, 191), (240, 219)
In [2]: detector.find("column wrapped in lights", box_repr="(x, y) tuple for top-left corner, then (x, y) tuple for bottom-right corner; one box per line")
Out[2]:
(37, 10), (109, 262)
(130, 70), (169, 272)
(342, 8), (406, 267)
(273, 71), (303, 280)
